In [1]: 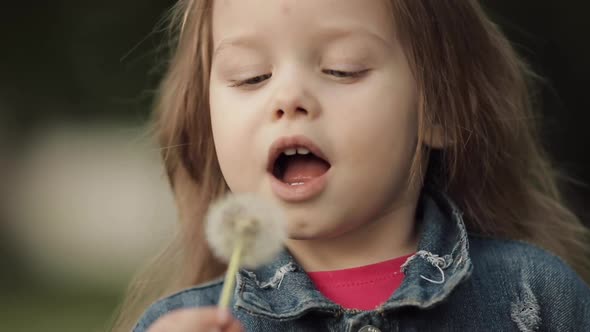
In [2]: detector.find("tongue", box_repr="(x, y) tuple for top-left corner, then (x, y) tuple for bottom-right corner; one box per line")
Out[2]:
(282, 155), (330, 183)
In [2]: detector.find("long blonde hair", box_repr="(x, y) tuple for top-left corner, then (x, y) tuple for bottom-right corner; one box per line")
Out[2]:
(110, 1), (590, 331)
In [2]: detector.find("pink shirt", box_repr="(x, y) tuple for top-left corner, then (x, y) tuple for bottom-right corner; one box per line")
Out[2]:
(307, 253), (413, 311)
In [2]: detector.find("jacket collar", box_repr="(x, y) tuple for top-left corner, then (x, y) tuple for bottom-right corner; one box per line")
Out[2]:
(234, 191), (473, 319)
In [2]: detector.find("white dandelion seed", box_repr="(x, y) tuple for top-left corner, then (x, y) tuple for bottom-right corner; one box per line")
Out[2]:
(205, 193), (287, 307)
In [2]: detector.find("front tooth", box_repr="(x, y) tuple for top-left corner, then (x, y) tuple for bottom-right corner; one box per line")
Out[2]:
(297, 148), (310, 155)
(284, 148), (297, 156)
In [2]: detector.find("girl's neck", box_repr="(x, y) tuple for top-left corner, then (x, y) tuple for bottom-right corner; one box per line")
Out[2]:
(286, 194), (421, 272)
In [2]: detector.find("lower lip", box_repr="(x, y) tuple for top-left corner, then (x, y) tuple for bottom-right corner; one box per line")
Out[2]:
(269, 171), (329, 202)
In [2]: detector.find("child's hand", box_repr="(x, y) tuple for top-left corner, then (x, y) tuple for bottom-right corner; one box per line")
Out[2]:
(146, 307), (244, 332)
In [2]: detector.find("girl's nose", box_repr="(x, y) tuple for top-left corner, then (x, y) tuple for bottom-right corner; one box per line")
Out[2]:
(269, 72), (320, 121)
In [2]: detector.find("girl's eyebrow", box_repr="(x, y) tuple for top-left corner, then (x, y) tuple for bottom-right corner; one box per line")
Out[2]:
(213, 26), (390, 59)
(213, 35), (263, 59)
(315, 26), (391, 49)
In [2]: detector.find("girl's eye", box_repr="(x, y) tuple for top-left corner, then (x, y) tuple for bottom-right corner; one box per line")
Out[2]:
(323, 69), (370, 79)
(229, 73), (272, 87)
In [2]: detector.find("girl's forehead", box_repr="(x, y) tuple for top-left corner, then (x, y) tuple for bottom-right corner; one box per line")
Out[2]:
(211, 0), (396, 47)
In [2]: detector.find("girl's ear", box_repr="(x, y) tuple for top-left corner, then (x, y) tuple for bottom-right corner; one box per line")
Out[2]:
(418, 96), (446, 149)
(423, 124), (446, 149)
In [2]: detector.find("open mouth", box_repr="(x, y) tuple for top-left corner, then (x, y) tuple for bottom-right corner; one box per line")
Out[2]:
(272, 147), (331, 185)
(267, 136), (331, 186)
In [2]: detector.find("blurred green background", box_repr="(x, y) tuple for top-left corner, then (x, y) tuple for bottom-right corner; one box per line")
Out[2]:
(0, 1), (588, 331)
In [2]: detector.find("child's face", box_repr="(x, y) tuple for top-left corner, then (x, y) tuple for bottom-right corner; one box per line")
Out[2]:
(209, 0), (419, 240)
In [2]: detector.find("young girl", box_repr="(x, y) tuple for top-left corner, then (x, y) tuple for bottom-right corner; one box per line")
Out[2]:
(112, 0), (590, 331)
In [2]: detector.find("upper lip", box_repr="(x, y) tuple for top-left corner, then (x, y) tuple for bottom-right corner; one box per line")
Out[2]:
(266, 135), (330, 173)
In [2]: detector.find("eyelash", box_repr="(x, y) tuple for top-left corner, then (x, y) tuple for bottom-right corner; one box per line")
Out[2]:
(229, 73), (272, 87)
(228, 69), (369, 87)
(323, 69), (369, 78)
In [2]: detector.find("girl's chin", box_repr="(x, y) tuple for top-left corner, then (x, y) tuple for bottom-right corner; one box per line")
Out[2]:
(284, 222), (349, 242)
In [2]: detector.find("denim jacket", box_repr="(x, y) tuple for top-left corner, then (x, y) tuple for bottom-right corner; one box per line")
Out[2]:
(133, 192), (590, 331)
